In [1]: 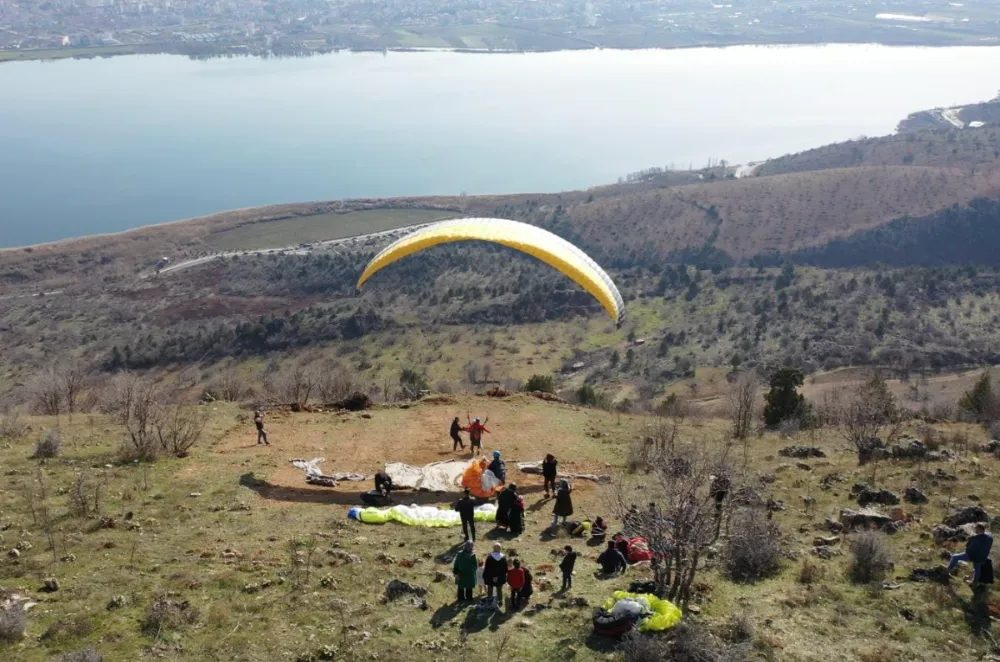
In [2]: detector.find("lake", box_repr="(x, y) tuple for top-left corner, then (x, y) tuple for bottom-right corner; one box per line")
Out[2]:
(1, 44), (998, 247)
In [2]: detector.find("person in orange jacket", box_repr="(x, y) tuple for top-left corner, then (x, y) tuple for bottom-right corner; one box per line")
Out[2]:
(464, 417), (491, 456)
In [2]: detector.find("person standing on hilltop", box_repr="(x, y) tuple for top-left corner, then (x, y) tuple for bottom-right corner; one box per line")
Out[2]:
(552, 479), (574, 527)
(948, 522), (994, 585)
(464, 417), (490, 456)
(455, 488), (478, 543)
(453, 541), (478, 603)
(542, 454), (558, 498)
(253, 409), (269, 445)
(450, 416), (465, 452)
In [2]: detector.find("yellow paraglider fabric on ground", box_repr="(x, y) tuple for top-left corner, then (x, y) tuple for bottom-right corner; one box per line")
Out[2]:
(356, 218), (625, 325)
(601, 591), (683, 632)
(350, 503), (497, 527)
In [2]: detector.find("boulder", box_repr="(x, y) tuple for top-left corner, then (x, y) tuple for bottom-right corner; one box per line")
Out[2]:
(42, 578), (59, 592)
(385, 579), (427, 601)
(856, 488), (900, 507)
(981, 440), (1000, 454)
(890, 439), (927, 459)
(840, 508), (892, 530)
(932, 525), (966, 544)
(796, 462), (813, 471)
(943, 506), (988, 528)
(810, 546), (843, 560)
(813, 536), (841, 546)
(904, 487), (928, 505)
(910, 566), (951, 583)
(779, 445), (827, 459)
(825, 518), (845, 534)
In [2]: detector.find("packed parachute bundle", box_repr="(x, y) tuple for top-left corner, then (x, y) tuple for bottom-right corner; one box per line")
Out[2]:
(348, 502), (497, 527)
(356, 218), (625, 326)
(598, 591), (682, 632)
(462, 458), (504, 499)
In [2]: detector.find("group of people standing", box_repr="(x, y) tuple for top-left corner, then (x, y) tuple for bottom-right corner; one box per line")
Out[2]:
(452, 541), (535, 609)
(450, 416), (490, 455)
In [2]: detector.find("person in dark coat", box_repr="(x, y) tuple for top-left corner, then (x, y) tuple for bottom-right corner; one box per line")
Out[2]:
(483, 543), (508, 604)
(542, 454), (558, 498)
(450, 417), (465, 451)
(552, 479), (574, 526)
(949, 522), (994, 583)
(253, 409), (269, 445)
(453, 541), (478, 602)
(374, 471), (393, 497)
(522, 565), (534, 604)
(598, 541), (628, 575)
(508, 489), (525, 536)
(488, 450), (506, 484)
(454, 488), (477, 542)
(560, 545), (579, 590)
(496, 484), (517, 530)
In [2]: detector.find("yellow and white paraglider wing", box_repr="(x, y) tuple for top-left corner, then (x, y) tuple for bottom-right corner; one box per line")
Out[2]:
(356, 218), (625, 325)
(601, 591), (683, 632)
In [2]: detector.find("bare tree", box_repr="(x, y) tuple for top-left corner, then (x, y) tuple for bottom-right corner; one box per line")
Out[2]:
(215, 368), (251, 402)
(482, 364), (493, 383)
(154, 405), (207, 457)
(466, 362), (479, 386)
(103, 373), (161, 461)
(29, 366), (63, 417)
(729, 370), (759, 442)
(62, 361), (88, 421)
(316, 361), (361, 403)
(607, 440), (737, 607)
(839, 375), (905, 465)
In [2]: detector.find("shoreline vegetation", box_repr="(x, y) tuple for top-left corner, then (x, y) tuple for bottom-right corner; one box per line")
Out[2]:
(2, 35), (998, 64)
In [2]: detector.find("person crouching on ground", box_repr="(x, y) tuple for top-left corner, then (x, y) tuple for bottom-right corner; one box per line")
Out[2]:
(453, 541), (478, 602)
(949, 522), (993, 584)
(374, 471), (393, 499)
(483, 543), (508, 605)
(488, 450), (506, 484)
(542, 453), (557, 498)
(507, 558), (526, 609)
(598, 540), (628, 576)
(495, 483), (517, 531)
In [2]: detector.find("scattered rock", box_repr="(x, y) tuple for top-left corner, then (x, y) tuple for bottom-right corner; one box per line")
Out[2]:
(433, 571), (449, 583)
(327, 550), (361, 565)
(890, 438), (927, 459)
(99, 517), (117, 529)
(889, 507), (911, 522)
(932, 525), (967, 544)
(904, 487), (928, 505)
(759, 473), (777, 485)
(385, 579), (427, 601)
(7, 548), (19, 559)
(320, 574), (338, 589)
(375, 553), (397, 565)
(559, 596), (590, 608)
(839, 508), (892, 530)
(329, 598), (349, 611)
(16, 540), (32, 551)
(943, 506), (988, 528)
(731, 487), (765, 507)
(981, 440), (1000, 454)
(825, 518), (845, 534)
(687, 605), (701, 614)
(810, 546), (843, 560)
(189, 492), (202, 498)
(813, 536), (841, 547)
(820, 472), (845, 489)
(42, 578), (59, 592)
(881, 521), (907, 535)
(59, 554), (75, 563)
(107, 595), (128, 610)
(857, 487), (900, 507)
(361, 413), (373, 419)
(795, 462), (813, 471)
(518, 619), (534, 628)
(221, 548), (242, 559)
(910, 566), (950, 583)
(412, 597), (429, 610)
(926, 449), (958, 462)
(779, 445), (826, 459)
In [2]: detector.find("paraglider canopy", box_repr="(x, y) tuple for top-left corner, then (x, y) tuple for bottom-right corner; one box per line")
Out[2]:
(356, 217), (625, 326)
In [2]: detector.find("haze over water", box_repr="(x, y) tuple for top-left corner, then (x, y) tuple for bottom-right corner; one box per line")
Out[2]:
(1, 44), (998, 247)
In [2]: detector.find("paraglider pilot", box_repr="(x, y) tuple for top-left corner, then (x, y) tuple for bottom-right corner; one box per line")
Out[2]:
(488, 450), (506, 484)
(464, 417), (490, 456)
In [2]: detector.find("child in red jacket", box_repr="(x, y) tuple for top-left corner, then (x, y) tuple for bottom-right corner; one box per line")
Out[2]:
(507, 558), (526, 609)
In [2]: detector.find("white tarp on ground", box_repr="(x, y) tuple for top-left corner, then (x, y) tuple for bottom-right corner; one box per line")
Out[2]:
(517, 461), (613, 484)
(386, 460), (468, 492)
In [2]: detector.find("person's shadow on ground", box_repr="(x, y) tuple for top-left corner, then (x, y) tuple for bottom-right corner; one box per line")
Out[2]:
(430, 601), (466, 629)
(433, 542), (465, 565)
(941, 581), (992, 637)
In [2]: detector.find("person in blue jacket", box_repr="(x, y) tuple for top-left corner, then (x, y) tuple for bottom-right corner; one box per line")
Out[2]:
(948, 522), (993, 583)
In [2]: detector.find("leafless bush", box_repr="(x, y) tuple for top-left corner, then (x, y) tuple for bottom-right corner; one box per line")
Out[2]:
(0, 408), (28, 440)
(103, 373), (205, 461)
(29, 366), (63, 416)
(989, 420), (1000, 442)
(798, 558), (826, 585)
(69, 469), (108, 518)
(719, 613), (755, 644)
(838, 376), (905, 465)
(212, 369), (251, 402)
(849, 532), (893, 584)
(608, 441), (737, 606)
(663, 622), (751, 662)
(56, 647), (103, 662)
(0, 606), (26, 642)
(724, 508), (783, 583)
(141, 591), (199, 639)
(154, 405), (207, 457)
(729, 370), (759, 441)
(618, 631), (667, 662)
(33, 429), (62, 459)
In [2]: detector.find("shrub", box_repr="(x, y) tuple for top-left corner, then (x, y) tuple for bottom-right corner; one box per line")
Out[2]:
(33, 429), (62, 459)
(57, 647), (103, 662)
(618, 631), (667, 662)
(0, 606), (26, 642)
(522, 374), (555, 393)
(0, 408), (28, 440)
(576, 384), (598, 405)
(719, 613), (755, 644)
(724, 509), (783, 583)
(849, 532), (893, 584)
(989, 420), (1000, 442)
(798, 558), (826, 585)
(141, 591), (199, 638)
(663, 622), (751, 662)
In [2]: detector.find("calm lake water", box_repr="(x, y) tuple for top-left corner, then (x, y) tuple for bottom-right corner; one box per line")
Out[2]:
(1, 44), (998, 247)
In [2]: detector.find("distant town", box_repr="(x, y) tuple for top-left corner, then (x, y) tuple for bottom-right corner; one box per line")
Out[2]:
(1, 0), (998, 61)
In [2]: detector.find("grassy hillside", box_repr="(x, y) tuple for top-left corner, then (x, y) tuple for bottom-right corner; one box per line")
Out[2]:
(2, 397), (999, 662)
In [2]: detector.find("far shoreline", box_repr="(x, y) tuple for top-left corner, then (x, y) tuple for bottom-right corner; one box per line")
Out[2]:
(2, 35), (998, 65)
